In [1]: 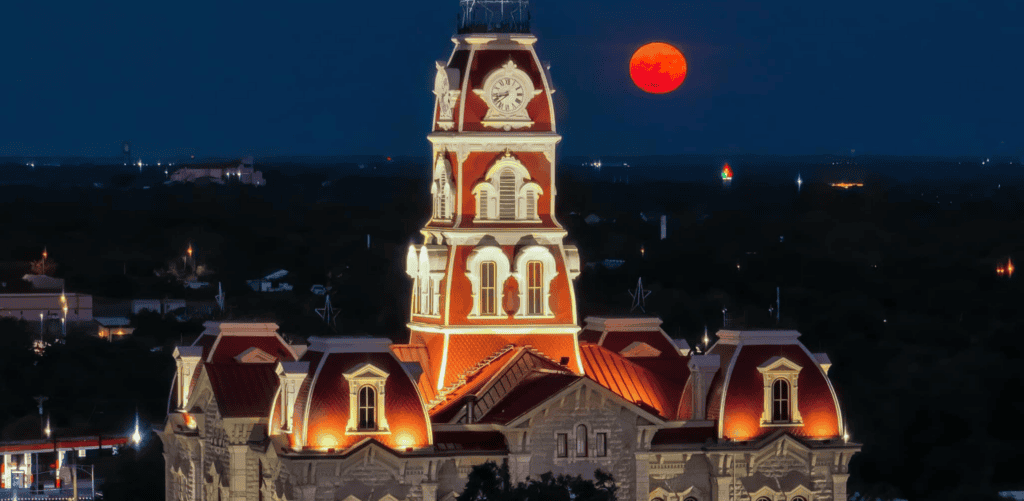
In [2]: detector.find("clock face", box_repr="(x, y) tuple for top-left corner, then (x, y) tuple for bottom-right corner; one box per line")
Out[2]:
(488, 77), (526, 113)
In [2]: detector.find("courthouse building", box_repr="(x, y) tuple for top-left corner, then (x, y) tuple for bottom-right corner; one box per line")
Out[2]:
(159, 3), (860, 500)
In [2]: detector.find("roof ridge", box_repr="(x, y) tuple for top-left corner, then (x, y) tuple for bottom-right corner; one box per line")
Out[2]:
(428, 344), (517, 408)
(521, 344), (570, 370)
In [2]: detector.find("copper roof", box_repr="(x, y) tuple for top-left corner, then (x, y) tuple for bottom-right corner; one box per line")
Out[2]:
(390, 343), (437, 403)
(477, 372), (581, 424)
(578, 343), (681, 419)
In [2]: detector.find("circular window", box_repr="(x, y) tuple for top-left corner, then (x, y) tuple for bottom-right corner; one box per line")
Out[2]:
(792, 498), (807, 501)
(755, 498), (772, 501)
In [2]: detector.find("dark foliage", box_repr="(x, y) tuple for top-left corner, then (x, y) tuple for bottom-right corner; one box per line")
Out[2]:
(457, 461), (617, 501)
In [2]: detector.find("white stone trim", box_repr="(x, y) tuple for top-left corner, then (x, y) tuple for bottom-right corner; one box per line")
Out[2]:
(441, 230), (568, 246)
(465, 245), (511, 318)
(274, 361), (309, 433)
(715, 329), (801, 345)
(511, 245), (558, 318)
(408, 323), (581, 336)
(757, 356), (803, 426)
(430, 155), (455, 222)
(343, 363), (391, 434)
(797, 343), (845, 438)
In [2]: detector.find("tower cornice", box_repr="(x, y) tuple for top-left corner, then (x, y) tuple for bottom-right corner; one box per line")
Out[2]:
(452, 33), (537, 46)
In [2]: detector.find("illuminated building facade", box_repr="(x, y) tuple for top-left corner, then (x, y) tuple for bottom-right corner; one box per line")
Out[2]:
(159, 5), (859, 500)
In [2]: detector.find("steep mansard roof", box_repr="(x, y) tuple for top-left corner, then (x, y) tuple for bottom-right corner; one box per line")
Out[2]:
(291, 338), (432, 451)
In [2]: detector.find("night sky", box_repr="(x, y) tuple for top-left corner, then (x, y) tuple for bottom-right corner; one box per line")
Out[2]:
(2, 0), (1021, 159)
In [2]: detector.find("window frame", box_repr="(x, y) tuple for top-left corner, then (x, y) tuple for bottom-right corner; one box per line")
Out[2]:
(480, 261), (497, 316)
(596, 432), (607, 457)
(358, 385), (376, 430)
(575, 424), (588, 457)
(526, 260), (543, 315)
(556, 433), (568, 458)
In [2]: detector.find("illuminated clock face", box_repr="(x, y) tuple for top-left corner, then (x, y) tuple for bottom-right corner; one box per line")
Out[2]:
(488, 77), (526, 113)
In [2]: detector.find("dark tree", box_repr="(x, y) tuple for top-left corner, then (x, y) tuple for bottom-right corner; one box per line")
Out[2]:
(457, 461), (617, 501)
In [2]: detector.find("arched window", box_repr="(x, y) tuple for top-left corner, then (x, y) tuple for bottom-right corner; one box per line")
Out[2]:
(684, 497), (699, 501)
(527, 261), (543, 315)
(575, 424), (588, 457)
(358, 386), (376, 430)
(481, 261), (497, 315)
(791, 497), (807, 501)
(772, 379), (790, 421)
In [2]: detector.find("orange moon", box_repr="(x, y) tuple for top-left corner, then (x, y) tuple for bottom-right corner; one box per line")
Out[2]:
(630, 42), (687, 94)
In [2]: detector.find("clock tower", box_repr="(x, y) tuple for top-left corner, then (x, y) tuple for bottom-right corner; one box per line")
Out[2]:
(406, 0), (583, 395)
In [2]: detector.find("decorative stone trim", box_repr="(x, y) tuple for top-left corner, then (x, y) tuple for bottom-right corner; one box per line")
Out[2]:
(343, 363), (390, 434)
(511, 245), (558, 318)
(757, 356), (803, 426)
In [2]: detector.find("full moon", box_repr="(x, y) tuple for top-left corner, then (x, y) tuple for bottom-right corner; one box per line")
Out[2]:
(630, 42), (687, 94)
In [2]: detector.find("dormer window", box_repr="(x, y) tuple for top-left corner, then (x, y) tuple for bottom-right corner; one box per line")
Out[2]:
(343, 363), (390, 434)
(472, 153), (543, 223)
(757, 356), (803, 426)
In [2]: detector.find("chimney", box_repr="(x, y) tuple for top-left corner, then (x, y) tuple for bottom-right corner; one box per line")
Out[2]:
(276, 361), (310, 432)
(687, 354), (721, 420)
(173, 346), (204, 411)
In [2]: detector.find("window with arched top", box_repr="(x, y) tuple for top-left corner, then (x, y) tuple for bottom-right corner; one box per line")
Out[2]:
(344, 363), (390, 434)
(575, 424), (588, 457)
(358, 386), (376, 430)
(431, 156), (454, 222)
(684, 497), (698, 501)
(481, 261), (497, 315)
(466, 245), (511, 318)
(757, 356), (803, 426)
(772, 378), (790, 422)
(791, 497), (807, 501)
(526, 261), (543, 315)
(472, 154), (543, 223)
(512, 246), (558, 318)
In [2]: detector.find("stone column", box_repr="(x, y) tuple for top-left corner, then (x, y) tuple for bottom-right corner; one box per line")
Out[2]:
(831, 473), (850, 501)
(228, 445), (249, 501)
(420, 482), (438, 501)
(709, 475), (732, 501)
(634, 452), (651, 501)
(508, 454), (531, 485)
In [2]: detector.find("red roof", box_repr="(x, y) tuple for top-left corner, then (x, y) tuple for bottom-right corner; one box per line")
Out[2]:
(431, 347), (571, 423)
(430, 347), (520, 420)
(705, 344), (738, 422)
(438, 333), (579, 388)
(596, 330), (682, 359)
(204, 363), (280, 418)
(579, 343), (681, 419)
(478, 372), (580, 424)
(718, 344), (841, 441)
(301, 350), (431, 451)
(391, 343), (437, 403)
(208, 335), (296, 364)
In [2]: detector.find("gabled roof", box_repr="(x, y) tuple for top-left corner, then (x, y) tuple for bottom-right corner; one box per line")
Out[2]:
(476, 372), (581, 424)
(430, 346), (571, 423)
(204, 363), (280, 418)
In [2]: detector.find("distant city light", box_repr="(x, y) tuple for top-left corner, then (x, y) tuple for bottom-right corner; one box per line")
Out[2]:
(796, 173), (803, 191)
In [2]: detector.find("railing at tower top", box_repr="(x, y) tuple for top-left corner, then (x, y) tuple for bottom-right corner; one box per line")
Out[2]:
(457, 0), (531, 34)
